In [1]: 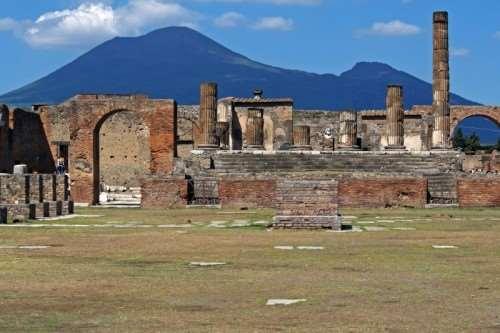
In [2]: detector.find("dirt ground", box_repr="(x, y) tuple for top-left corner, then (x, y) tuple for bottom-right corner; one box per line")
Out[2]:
(0, 207), (499, 332)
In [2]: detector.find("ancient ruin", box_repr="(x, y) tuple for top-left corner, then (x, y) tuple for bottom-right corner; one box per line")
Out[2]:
(0, 11), (499, 226)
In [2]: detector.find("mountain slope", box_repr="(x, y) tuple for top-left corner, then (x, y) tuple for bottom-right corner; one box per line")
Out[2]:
(0, 26), (476, 109)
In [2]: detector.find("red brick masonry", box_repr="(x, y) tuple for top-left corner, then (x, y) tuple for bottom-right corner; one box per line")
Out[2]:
(218, 178), (277, 208)
(338, 176), (428, 208)
(457, 178), (500, 208)
(141, 177), (188, 209)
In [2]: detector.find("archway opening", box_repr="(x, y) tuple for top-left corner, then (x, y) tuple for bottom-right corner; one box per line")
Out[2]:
(93, 110), (151, 205)
(452, 115), (499, 151)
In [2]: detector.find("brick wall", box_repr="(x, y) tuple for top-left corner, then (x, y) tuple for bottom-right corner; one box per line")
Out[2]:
(218, 178), (277, 208)
(339, 176), (428, 208)
(457, 177), (500, 207)
(141, 177), (188, 209)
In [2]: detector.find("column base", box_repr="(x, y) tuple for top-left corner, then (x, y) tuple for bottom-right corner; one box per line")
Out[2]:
(244, 145), (265, 151)
(197, 144), (219, 150)
(337, 145), (360, 151)
(291, 145), (312, 151)
(385, 145), (406, 151)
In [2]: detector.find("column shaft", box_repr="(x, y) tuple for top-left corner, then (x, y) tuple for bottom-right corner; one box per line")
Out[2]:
(386, 85), (405, 149)
(338, 111), (359, 149)
(198, 82), (218, 149)
(432, 11), (451, 149)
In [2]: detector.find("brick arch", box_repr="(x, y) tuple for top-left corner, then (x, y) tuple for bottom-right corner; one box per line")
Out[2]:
(450, 106), (500, 135)
(67, 95), (177, 204)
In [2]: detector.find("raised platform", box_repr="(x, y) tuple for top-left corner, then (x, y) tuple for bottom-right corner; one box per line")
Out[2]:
(272, 179), (341, 230)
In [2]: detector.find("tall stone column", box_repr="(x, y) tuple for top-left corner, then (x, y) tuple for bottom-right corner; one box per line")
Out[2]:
(338, 111), (359, 150)
(245, 109), (264, 150)
(293, 126), (312, 150)
(385, 85), (406, 150)
(198, 82), (218, 149)
(432, 11), (451, 149)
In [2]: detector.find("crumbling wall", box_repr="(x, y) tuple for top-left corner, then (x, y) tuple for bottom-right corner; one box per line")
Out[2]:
(10, 109), (55, 173)
(99, 111), (151, 188)
(0, 105), (11, 172)
(294, 110), (339, 150)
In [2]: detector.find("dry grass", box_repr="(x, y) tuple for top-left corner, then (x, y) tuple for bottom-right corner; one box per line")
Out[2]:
(0, 207), (499, 332)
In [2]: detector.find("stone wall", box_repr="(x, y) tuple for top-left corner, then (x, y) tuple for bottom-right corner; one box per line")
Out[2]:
(218, 178), (277, 208)
(141, 176), (188, 209)
(457, 177), (500, 207)
(338, 176), (428, 208)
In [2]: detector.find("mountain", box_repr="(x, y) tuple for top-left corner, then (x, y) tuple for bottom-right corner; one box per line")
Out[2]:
(0, 26), (476, 110)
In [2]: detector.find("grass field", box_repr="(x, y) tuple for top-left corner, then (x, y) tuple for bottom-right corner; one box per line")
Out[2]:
(1, 207), (500, 332)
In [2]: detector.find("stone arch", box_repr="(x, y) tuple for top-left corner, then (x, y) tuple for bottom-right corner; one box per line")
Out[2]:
(450, 106), (500, 136)
(67, 95), (176, 205)
(93, 109), (151, 204)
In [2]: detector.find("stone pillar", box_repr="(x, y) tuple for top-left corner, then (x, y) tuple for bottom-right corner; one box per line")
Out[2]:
(385, 85), (406, 150)
(338, 111), (359, 150)
(245, 110), (264, 150)
(432, 11), (451, 149)
(293, 126), (312, 150)
(198, 82), (218, 149)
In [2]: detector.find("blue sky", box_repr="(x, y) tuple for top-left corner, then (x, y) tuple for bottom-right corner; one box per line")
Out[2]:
(0, 0), (499, 106)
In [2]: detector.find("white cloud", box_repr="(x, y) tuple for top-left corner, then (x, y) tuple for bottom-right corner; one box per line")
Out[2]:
(0, 0), (200, 48)
(214, 12), (246, 28)
(252, 16), (294, 31)
(356, 20), (421, 37)
(0, 18), (19, 31)
(451, 48), (470, 57)
(494, 31), (500, 39)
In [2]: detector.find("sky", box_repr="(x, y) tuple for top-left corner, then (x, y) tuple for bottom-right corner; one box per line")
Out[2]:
(0, 0), (499, 107)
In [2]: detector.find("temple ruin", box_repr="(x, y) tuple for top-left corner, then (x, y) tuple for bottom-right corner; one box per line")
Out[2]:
(1, 11), (499, 226)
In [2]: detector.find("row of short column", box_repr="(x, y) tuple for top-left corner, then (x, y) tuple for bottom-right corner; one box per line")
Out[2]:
(199, 82), (408, 151)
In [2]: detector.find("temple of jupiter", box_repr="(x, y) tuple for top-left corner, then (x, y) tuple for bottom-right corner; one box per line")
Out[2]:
(245, 109), (264, 150)
(198, 82), (219, 149)
(293, 125), (312, 150)
(337, 111), (359, 150)
(385, 85), (405, 150)
(432, 11), (451, 149)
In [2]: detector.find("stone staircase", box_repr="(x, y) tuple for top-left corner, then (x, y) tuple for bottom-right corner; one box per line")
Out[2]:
(99, 186), (141, 208)
(426, 174), (458, 207)
(212, 152), (460, 175)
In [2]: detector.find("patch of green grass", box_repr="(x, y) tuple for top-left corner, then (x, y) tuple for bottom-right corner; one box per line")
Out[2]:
(0, 207), (499, 332)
